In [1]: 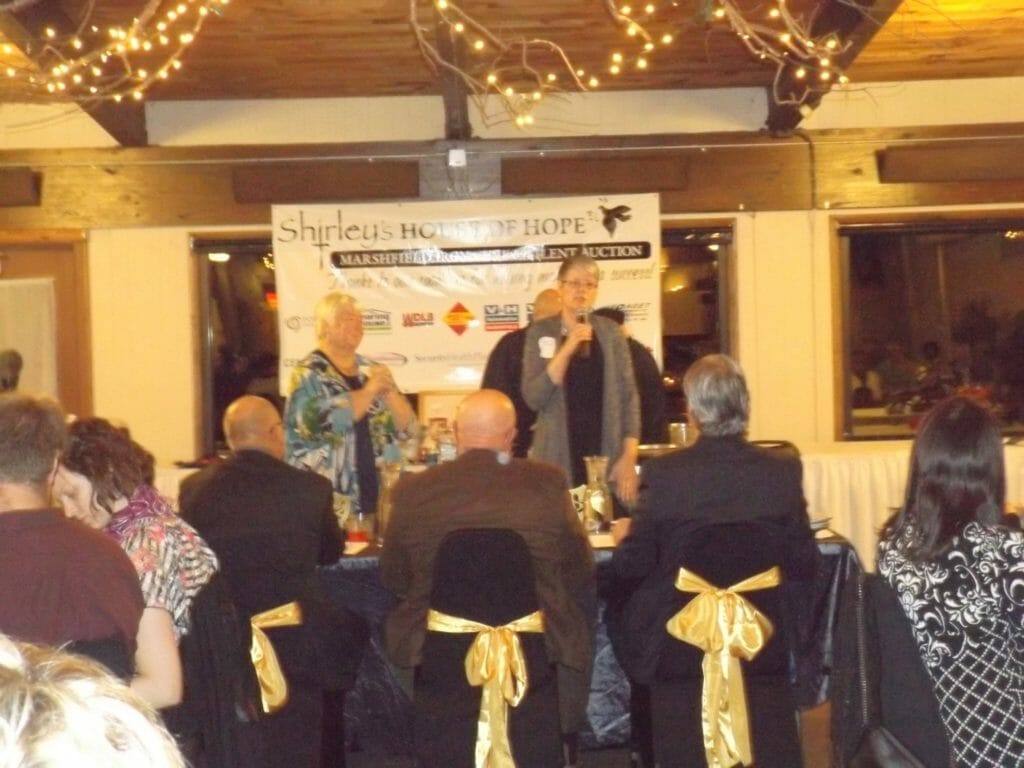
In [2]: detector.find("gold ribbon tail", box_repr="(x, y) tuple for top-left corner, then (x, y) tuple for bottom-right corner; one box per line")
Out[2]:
(665, 566), (780, 767)
(427, 608), (544, 768)
(250, 601), (304, 714)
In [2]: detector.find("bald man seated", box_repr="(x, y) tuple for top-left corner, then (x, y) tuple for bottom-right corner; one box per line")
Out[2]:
(379, 389), (595, 763)
(179, 396), (358, 768)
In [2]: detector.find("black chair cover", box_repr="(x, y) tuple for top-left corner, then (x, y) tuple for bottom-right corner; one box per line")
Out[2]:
(649, 521), (803, 768)
(415, 528), (562, 768)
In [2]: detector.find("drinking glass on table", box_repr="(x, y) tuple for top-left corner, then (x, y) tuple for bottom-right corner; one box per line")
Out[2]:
(345, 511), (375, 543)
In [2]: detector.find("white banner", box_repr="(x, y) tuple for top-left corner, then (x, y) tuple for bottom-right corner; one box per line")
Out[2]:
(273, 194), (662, 393)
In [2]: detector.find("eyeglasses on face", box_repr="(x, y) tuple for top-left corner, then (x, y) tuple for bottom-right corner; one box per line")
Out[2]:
(560, 279), (598, 290)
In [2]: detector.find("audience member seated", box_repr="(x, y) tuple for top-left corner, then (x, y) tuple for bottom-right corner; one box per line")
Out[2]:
(380, 389), (595, 768)
(875, 396), (1024, 766)
(609, 354), (819, 768)
(0, 394), (143, 675)
(53, 418), (218, 710)
(0, 632), (186, 768)
(180, 395), (365, 768)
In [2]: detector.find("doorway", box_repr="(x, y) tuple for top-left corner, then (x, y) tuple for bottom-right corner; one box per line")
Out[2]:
(0, 235), (92, 417)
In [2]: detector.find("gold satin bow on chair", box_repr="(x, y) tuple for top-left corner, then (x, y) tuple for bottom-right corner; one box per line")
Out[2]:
(250, 601), (304, 715)
(665, 566), (781, 768)
(426, 608), (545, 768)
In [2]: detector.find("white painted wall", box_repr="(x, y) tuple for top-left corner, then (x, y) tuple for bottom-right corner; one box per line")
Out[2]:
(88, 228), (199, 464)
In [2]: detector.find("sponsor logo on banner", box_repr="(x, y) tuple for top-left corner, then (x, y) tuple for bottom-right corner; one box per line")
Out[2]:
(402, 312), (434, 328)
(619, 302), (654, 323)
(484, 304), (519, 332)
(364, 352), (408, 366)
(363, 308), (392, 334)
(609, 263), (657, 281)
(443, 302), (475, 336)
(284, 315), (315, 332)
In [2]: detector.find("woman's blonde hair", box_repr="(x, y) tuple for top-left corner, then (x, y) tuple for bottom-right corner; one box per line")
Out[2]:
(0, 635), (185, 768)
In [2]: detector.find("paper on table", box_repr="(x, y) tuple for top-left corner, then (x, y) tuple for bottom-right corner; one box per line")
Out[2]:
(344, 541), (370, 556)
(589, 533), (616, 549)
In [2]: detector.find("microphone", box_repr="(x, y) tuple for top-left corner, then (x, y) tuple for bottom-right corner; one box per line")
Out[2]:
(576, 307), (591, 359)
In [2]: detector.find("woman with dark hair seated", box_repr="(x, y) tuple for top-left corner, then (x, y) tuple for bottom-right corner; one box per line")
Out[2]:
(52, 418), (218, 710)
(877, 396), (1024, 766)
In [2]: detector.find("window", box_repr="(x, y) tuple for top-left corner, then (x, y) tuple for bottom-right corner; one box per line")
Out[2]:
(660, 227), (731, 423)
(841, 220), (1024, 439)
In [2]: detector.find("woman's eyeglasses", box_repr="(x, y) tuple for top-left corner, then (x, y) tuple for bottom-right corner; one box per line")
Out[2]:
(561, 279), (598, 290)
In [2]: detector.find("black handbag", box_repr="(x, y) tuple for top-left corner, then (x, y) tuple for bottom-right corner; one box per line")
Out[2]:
(848, 572), (926, 768)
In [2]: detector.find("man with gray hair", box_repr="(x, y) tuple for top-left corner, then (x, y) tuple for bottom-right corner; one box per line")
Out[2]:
(0, 393), (143, 671)
(607, 354), (819, 764)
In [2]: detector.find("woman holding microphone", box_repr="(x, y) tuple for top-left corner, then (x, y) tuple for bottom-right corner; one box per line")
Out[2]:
(285, 292), (417, 531)
(522, 254), (640, 506)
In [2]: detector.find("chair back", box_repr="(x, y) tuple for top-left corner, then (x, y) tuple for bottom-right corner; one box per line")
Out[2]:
(749, 439), (801, 460)
(167, 572), (262, 768)
(430, 528), (539, 624)
(657, 520), (791, 679)
(416, 528), (559, 768)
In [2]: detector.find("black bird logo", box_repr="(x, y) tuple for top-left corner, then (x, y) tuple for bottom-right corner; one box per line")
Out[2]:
(599, 205), (632, 236)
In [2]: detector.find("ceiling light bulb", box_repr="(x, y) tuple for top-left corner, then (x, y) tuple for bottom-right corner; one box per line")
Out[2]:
(473, 39), (484, 50)
(588, 76), (599, 87)
(546, 73), (556, 82)
(454, 22), (464, 32)
(621, 5), (632, 15)
(661, 33), (673, 44)
(794, 66), (806, 79)
(486, 73), (497, 84)
(610, 64), (621, 74)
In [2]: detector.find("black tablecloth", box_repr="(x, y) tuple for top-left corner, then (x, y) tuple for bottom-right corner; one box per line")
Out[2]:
(319, 533), (861, 757)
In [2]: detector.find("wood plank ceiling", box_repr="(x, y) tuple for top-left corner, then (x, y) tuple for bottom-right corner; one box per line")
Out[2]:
(1, 0), (1023, 143)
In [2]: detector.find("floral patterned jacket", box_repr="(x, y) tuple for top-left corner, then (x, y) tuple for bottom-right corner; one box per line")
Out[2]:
(878, 521), (1024, 767)
(284, 349), (405, 525)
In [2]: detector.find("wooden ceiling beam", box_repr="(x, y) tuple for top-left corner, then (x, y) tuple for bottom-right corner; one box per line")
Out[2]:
(765, 0), (904, 135)
(433, 6), (472, 142)
(0, 3), (148, 146)
(878, 139), (1024, 183)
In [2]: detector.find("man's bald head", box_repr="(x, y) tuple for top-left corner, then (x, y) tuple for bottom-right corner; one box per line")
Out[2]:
(223, 396), (285, 459)
(532, 288), (562, 322)
(454, 389), (517, 455)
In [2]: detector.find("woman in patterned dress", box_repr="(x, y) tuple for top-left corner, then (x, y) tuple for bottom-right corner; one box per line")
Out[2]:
(284, 292), (416, 529)
(53, 418), (218, 710)
(877, 396), (1024, 767)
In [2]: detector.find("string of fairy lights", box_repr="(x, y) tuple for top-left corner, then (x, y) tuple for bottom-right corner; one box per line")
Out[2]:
(414, 0), (860, 126)
(2, 0), (861, 122)
(1, 0), (229, 104)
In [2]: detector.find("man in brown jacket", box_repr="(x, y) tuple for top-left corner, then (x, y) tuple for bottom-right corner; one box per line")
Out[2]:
(379, 389), (595, 759)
